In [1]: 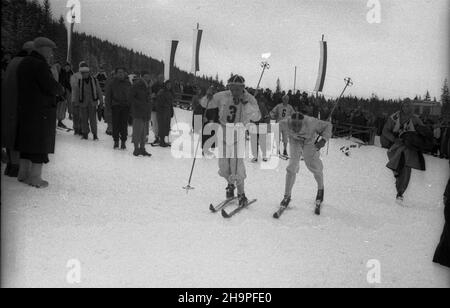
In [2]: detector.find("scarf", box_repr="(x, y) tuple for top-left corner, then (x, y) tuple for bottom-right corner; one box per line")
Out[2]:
(391, 111), (416, 136)
(79, 76), (99, 103)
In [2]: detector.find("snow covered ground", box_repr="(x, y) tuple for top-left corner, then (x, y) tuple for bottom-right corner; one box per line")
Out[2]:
(1, 108), (449, 288)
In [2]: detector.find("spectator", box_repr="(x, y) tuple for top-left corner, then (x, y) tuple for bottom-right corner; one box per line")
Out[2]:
(291, 90), (301, 112)
(72, 62), (103, 140)
(95, 67), (108, 92)
(251, 89), (270, 162)
(200, 86), (219, 151)
(59, 62), (73, 122)
(191, 87), (203, 133)
(320, 105), (330, 121)
(382, 99), (432, 203)
(433, 159), (450, 268)
(105, 67), (132, 150)
(51, 62), (70, 130)
(155, 80), (175, 148)
(103, 70), (116, 136)
(432, 123), (441, 157)
(1, 41), (34, 178)
(129, 71), (152, 157)
(150, 74), (164, 146)
(440, 126), (449, 159)
(70, 61), (86, 135)
(15, 37), (64, 188)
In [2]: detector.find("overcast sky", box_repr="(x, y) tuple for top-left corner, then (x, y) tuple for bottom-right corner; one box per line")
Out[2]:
(47, 0), (449, 99)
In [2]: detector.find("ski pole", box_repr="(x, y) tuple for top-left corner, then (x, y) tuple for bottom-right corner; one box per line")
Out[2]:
(183, 96), (211, 192)
(324, 77), (353, 156)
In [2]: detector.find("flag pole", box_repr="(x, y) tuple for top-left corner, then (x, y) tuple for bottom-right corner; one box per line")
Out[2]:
(294, 66), (297, 92)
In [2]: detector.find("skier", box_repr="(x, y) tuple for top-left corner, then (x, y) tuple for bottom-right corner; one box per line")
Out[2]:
(279, 112), (332, 214)
(213, 74), (261, 207)
(270, 95), (295, 157)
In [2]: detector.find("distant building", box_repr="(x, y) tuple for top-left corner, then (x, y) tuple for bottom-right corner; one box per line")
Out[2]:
(412, 100), (441, 117)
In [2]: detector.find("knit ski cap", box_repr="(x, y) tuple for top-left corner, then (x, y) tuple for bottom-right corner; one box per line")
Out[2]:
(289, 113), (304, 133)
(228, 74), (245, 86)
(79, 62), (90, 73)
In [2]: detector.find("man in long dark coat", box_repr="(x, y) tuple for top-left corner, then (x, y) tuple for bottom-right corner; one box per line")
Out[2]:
(16, 37), (64, 188)
(1, 41), (34, 178)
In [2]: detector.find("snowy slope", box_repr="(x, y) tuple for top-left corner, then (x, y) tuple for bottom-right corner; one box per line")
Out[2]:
(1, 108), (449, 288)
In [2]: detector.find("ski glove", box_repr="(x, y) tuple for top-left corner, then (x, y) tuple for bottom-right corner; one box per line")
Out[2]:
(315, 139), (326, 150)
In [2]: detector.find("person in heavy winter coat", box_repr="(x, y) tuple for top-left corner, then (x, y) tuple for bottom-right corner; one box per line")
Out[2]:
(155, 80), (174, 147)
(72, 62), (103, 140)
(1, 41), (34, 178)
(433, 158), (450, 268)
(129, 71), (152, 157)
(105, 67), (132, 149)
(382, 99), (430, 204)
(15, 37), (64, 188)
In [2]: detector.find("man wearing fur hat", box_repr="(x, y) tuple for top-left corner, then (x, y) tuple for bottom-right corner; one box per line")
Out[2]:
(278, 112), (332, 215)
(212, 74), (261, 207)
(1, 41), (34, 178)
(72, 62), (103, 140)
(16, 37), (64, 188)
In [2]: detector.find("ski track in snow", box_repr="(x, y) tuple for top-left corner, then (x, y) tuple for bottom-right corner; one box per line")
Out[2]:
(2, 108), (449, 287)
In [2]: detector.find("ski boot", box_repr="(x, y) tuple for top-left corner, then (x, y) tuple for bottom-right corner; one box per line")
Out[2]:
(315, 189), (324, 215)
(140, 148), (152, 157)
(280, 195), (291, 208)
(226, 183), (235, 199)
(396, 193), (404, 206)
(283, 149), (288, 157)
(238, 193), (249, 207)
(121, 141), (126, 150)
(114, 141), (119, 150)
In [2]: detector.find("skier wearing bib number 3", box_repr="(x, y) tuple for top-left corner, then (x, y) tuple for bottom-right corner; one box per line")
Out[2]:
(279, 112), (332, 215)
(213, 75), (261, 207)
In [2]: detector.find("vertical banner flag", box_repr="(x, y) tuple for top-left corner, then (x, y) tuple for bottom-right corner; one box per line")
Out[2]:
(66, 13), (75, 64)
(164, 40), (179, 81)
(191, 25), (203, 73)
(314, 38), (327, 93)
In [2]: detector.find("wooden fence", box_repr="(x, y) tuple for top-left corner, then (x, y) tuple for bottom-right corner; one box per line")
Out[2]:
(332, 122), (377, 145)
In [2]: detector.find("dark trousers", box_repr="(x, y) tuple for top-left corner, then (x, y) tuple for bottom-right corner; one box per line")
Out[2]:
(395, 153), (411, 195)
(157, 111), (171, 143)
(112, 105), (130, 143)
(80, 104), (98, 135)
(132, 118), (149, 148)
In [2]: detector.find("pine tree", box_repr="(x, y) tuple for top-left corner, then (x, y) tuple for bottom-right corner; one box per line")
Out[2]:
(442, 78), (449, 115)
(424, 90), (431, 102)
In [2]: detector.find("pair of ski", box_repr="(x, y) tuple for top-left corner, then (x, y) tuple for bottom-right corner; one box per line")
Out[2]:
(209, 197), (257, 218)
(273, 200), (322, 219)
(56, 127), (74, 133)
(278, 155), (304, 161)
